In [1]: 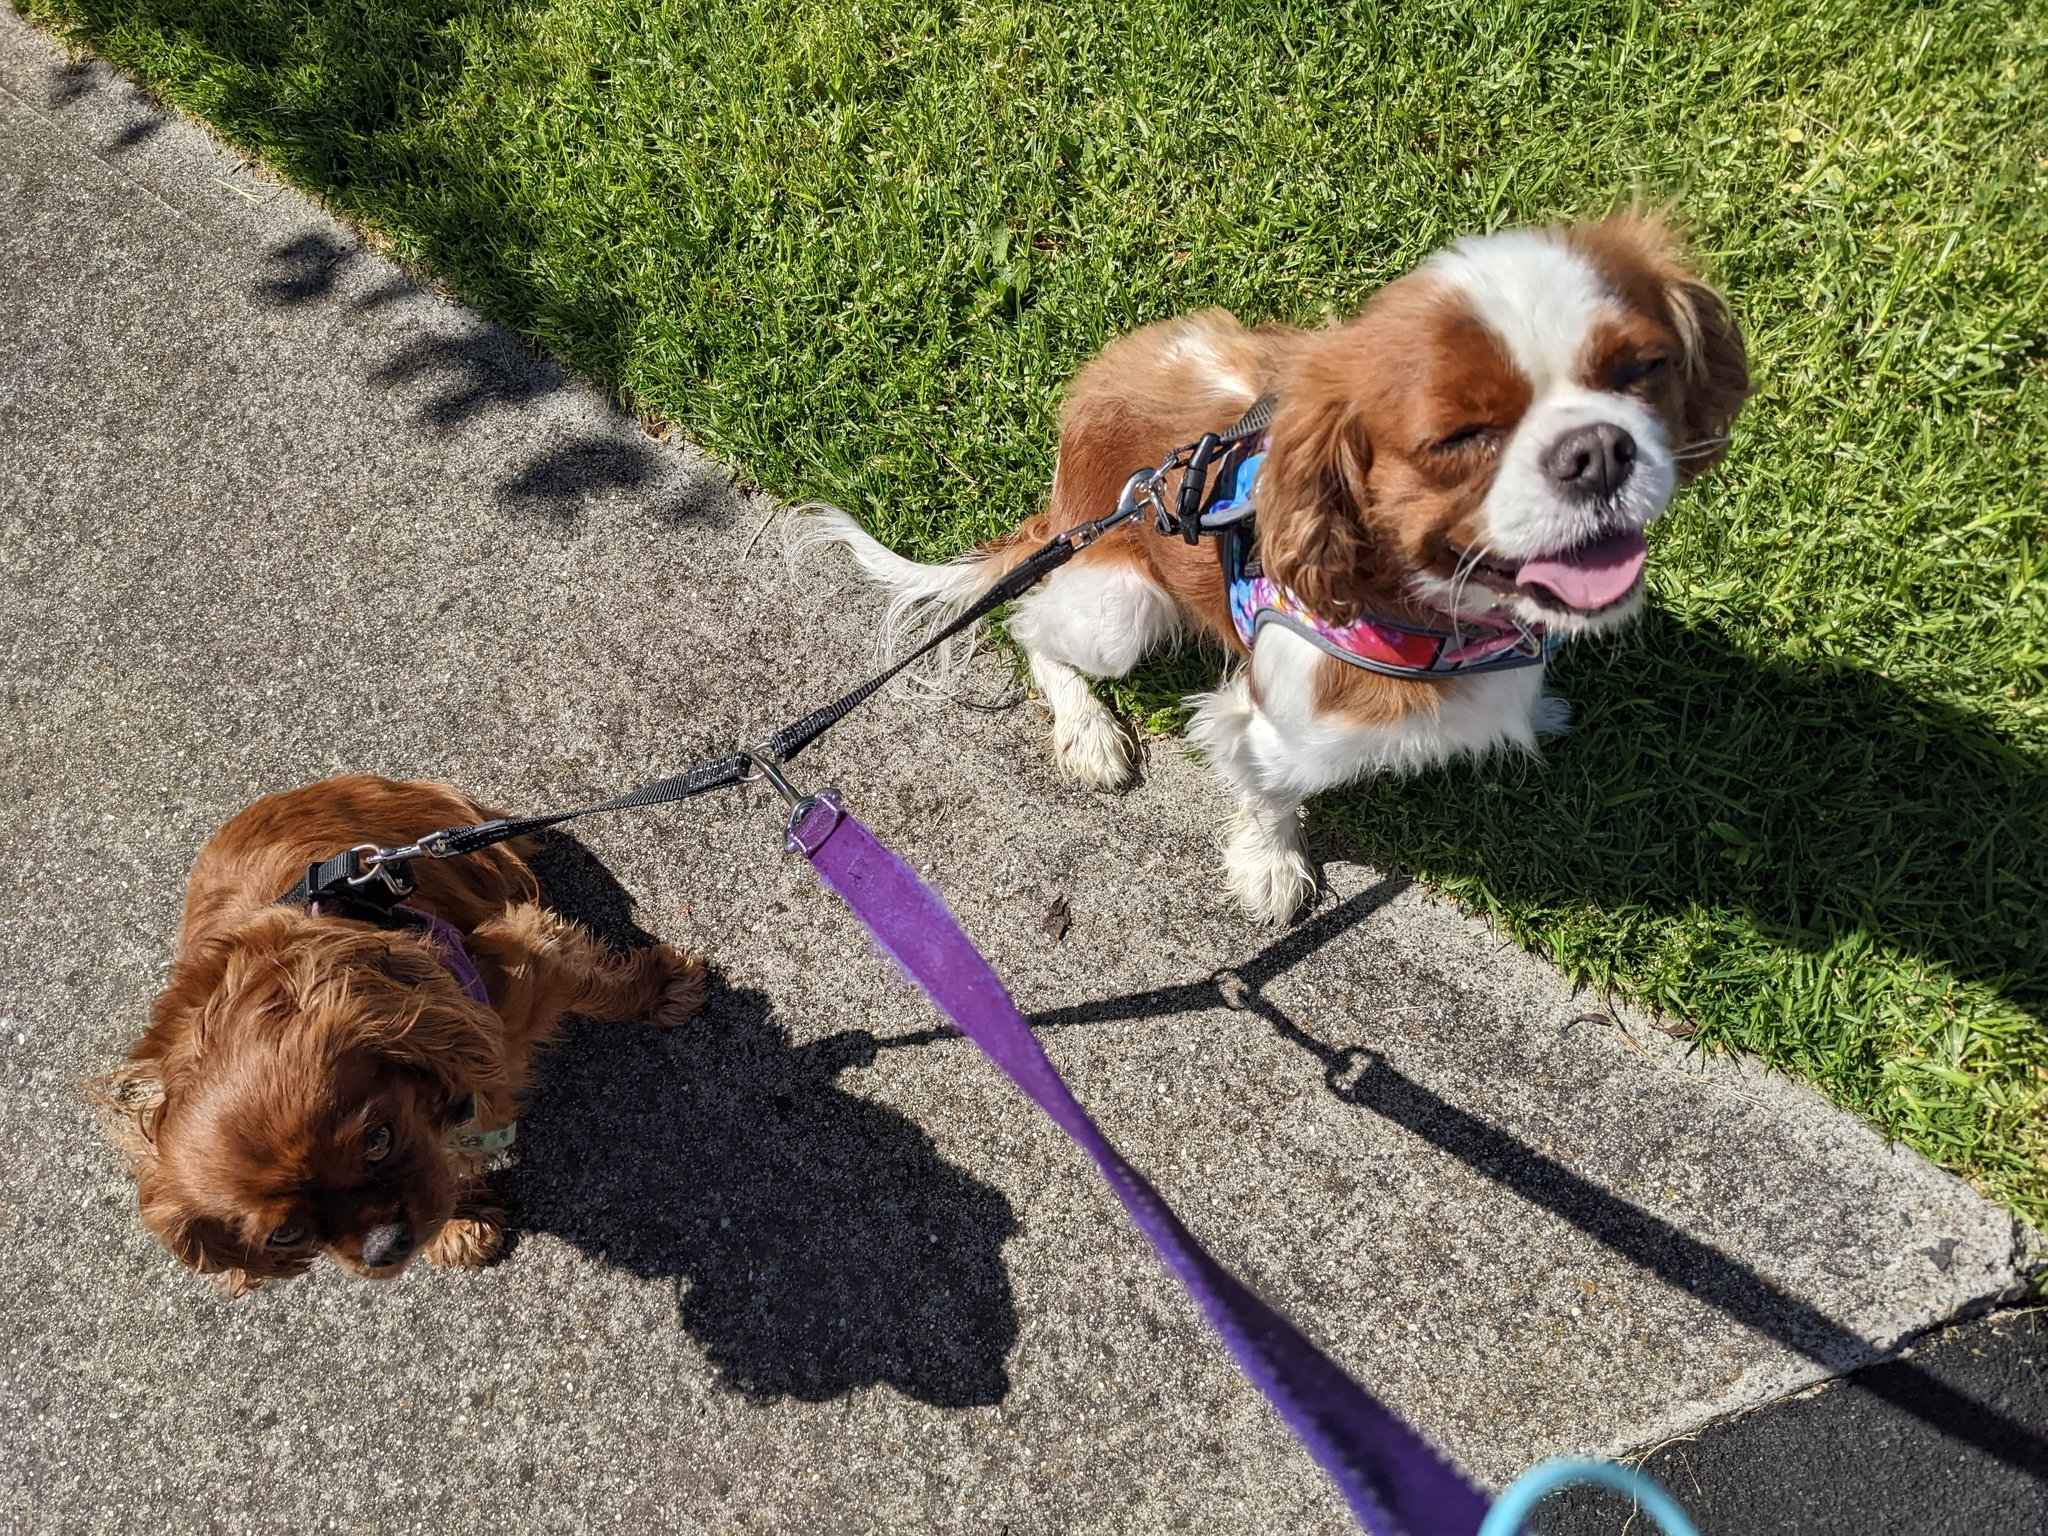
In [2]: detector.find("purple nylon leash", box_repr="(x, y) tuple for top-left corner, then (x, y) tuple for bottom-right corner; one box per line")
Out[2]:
(788, 795), (1490, 1536)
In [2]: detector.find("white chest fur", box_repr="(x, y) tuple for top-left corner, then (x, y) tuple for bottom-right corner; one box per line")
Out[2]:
(1194, 626), (1556, 805)
(1186, 627), (1561, 920)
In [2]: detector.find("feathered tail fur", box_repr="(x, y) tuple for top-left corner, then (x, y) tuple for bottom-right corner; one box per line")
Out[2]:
(789, 506), (1029, 667)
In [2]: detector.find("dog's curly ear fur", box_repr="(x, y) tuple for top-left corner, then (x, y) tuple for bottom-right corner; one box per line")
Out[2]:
(1255, 390), (1381, 623)
(107, 915), (505, 1293)
(1665, 273), (1750, 478)
(90, 1057), (165, 1157)
(135, 1169), (285, 1296)
(346, 938), (507, 1099)
(1572, 210), (1751, 477)
(93, 1058), (286, 1295)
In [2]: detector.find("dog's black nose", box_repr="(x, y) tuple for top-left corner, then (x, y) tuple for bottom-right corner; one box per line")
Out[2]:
(360, 1221), (413, 1269)
(1544, 422), (1636, 499)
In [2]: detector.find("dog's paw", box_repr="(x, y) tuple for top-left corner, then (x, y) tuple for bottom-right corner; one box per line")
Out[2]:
(1533, 693), (1573, 737)
(424, 1201), (507, 1270)
(1052, 707), (1136, 791)
(645, 943), (709, 1028)
(1223, 812), (1317, 924)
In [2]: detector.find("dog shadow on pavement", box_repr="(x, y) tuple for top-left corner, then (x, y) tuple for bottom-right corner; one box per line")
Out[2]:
(505, 832), (1020, 1409)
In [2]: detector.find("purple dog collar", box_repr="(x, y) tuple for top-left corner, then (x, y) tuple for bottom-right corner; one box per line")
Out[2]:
(306, 897), (491, 1006)
(393, 904), (492, 1006)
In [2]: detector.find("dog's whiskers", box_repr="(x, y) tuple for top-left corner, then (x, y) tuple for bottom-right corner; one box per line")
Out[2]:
(1672, 435), (1731, 461)
(1443, 542), (1500, 643)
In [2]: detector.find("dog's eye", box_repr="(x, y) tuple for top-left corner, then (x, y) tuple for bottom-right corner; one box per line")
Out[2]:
(364, 1123), (394, 1163)
(1431, 425), (1497, 455)
(267, 1223), (306, 1249)
(1610, 355), (1668, 390)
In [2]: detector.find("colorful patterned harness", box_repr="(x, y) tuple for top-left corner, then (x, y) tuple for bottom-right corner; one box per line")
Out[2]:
(1202, 438), (1559, 677)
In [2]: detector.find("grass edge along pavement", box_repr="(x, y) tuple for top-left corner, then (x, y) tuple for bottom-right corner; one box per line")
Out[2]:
(14, 0), (2046, 1220)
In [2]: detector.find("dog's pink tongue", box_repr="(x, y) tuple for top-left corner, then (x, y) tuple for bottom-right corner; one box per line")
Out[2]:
(1515, 531), (1648, 611)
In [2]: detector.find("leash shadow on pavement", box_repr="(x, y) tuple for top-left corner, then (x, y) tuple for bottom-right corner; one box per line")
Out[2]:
(503, 831), (1021, 1409)
(844, 881), (2048, 1481)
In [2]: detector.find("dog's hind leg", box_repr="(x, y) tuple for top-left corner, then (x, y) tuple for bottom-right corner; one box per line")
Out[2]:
(480, 907), (709, 1031)
(1010, 556), (1180, 791)
(560, 930), (707, 1030)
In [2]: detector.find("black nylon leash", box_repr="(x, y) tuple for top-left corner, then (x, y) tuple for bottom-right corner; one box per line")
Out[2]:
(283, 391), (1279, 911)
(279, 505), (1130, 908)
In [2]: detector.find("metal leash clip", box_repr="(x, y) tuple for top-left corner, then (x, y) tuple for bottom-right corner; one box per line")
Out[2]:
(342, 841), (417, 897)
(344, 824), (468, 892)
(743, 748), (842, 855)
(1114, 464), (1169, 531)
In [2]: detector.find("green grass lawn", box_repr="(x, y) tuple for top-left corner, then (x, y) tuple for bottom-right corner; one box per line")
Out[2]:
(21, 0), (2046, 1218)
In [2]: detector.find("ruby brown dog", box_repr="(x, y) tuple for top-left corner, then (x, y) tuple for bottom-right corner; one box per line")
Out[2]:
(108, 775), (707, 1293)
(810, 213), (1748, 921)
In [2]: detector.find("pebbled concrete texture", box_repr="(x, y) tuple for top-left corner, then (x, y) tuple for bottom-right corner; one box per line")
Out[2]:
(0, 13), (2036, 1532)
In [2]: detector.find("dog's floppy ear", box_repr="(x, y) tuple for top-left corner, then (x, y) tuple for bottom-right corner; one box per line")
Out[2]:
(1663, 269), (1750, 478)
(110, 1052), (293, 1295)
(340, 935), (507, 1100)
(1575, 210), (1751, 477)
(130, 1143), (297, 1296)
(1255, 389), (1382, 623)
(138, 927), (245, 1072)
(109, 945), (279, 1294)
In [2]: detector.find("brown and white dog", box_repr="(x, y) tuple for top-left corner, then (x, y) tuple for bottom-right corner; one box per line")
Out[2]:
(808, 213), (1748, 920)
(107, 775), (707, 1293)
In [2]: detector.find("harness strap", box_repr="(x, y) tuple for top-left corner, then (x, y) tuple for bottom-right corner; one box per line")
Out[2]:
(1194, 433), (1557, 678)
(392, 904), (491, 1005)
(279, 878), (494, 1007)
(1226, 392), (1278, 440)
(1161, 392), (1279, 544)
(278, 846), (416, 917)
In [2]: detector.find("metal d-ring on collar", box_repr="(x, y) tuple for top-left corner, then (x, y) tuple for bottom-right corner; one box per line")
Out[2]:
(339, 841), (418, 895)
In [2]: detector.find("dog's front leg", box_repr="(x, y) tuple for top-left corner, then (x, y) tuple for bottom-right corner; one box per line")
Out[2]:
(1223, 794), (1316, 924)
(1010, 559), (1182, 792)
(1188, 671), (1318, 923)
(422, 1179), (507, 1269)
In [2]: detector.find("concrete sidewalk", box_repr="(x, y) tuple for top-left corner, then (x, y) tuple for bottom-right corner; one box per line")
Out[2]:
(0, 13), (2035, 1531)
